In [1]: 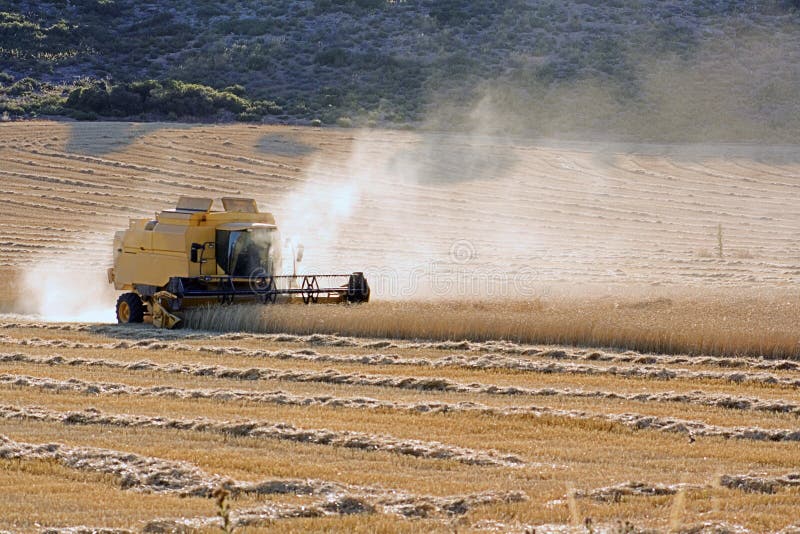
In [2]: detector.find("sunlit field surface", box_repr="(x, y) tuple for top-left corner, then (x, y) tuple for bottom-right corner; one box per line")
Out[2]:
(1, 121), (799, 532)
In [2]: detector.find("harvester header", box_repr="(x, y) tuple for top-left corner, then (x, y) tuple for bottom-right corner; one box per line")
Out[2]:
(108, 196), (369, 328)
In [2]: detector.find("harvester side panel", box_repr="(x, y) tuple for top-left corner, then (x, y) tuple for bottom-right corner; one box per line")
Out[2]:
(115, 251), (187, 289)
(151, 223), (187, 253)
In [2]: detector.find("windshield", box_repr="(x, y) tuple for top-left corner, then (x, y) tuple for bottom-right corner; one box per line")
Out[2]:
(216, 227), (281, 277)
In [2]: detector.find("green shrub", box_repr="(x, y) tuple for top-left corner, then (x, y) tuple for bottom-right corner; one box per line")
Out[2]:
(315, 48), (350, 67)
(128, 79), (161, 98)
(213, 90), (249, 114)
(313, 0), (386, 14)
(0, 12), (40, 44)
(250, 99), (282, 115)
(0, 12), (81, 63)
(335, 116), (353, 127)
(7, 77), (41, 96)
(86, 0), (122, 16)
(215, 17), (276, 36)
(223, 84), (247, 97)
(236, 111), (261, 122)
(0, 101), (24, 115)
(196, 2), (228, 18)
(66, 80), (110, 110)
(69, 109), (98, 120)
(108, 85), (144, 115)
(45, 19), (75, 46)
(149, 80), (215, 116)
(0, 72), (14, 85)
(64, 78), (265, 119)
(33, 94), (66, 115)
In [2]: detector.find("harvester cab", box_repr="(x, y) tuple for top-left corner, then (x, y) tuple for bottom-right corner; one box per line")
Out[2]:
(108, 196), (369, 328)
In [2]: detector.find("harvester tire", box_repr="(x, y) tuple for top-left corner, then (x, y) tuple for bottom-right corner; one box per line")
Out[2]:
(346, 272), (370, 303)
(116, 293), (145, 324)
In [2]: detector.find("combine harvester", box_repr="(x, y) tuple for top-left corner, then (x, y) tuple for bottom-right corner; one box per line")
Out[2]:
(108, 197), (369, 328)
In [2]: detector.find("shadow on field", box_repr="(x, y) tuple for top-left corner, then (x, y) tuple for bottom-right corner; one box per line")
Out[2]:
(536, 139), (800, 167)
(65, 122), (197, 157)
(255, 133), (317, 157)
(86, 323), (220, 341)
(388, 132), (518, 185)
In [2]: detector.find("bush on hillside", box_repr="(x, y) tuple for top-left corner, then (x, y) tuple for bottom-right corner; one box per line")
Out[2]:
(85, 0), (122, 16)
(0, 12), (40, 44)
(6, 77), (41, 96)
(313, 0), (386, 14)
(0, 12), (79, 51)
(223, 84), (247, 96)
(315, 47), (350, 67)
(65, 79), (279, 120)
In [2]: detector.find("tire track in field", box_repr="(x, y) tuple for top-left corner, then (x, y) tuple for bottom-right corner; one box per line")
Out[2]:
(2, 357), (799, 443)
(0, 404), (524, 468)
(0, 435), (525, 521)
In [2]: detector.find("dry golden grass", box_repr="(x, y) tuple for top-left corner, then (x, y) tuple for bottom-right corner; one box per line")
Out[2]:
(0, 458), (227, 530)
(0, 459), (442, 533)
(185, 292), (800, 359)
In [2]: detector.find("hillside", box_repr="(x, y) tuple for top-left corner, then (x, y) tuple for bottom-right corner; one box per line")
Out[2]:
(2, 0), (800, 140)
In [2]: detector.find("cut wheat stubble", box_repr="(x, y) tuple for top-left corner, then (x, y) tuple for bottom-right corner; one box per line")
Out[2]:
(2, 357), (799, 443)
(0, 434), (526, 524)
(0, 403), (525, 468)
(6, 323), (800, 371)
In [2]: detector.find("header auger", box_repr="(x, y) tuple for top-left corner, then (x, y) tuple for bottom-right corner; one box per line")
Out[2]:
(108, 196), (369, 328)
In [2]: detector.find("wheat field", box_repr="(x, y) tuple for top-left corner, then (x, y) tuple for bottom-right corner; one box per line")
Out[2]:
(1, 121), (800, 532)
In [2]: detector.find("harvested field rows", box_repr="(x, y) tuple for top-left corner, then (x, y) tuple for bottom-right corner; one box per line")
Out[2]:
(1, 322), (800, 531)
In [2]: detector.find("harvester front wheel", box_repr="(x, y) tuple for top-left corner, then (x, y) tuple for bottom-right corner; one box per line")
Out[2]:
(346, 272), (370, 303)
(116, 293), (145, 324)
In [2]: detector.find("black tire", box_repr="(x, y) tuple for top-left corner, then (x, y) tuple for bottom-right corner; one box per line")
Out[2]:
(116, 292), (145, 324)
(346, 272), (370, 303)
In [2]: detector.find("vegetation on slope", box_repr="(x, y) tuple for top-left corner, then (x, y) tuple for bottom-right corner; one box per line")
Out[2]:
(1, 0), (800, 138)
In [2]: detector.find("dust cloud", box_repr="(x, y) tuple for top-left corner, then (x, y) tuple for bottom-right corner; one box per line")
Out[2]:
(272, 141), (370, 276)
(270, 127), (542, 300)
(271, 21), (800, 301)
(424, 22), (800, 144)
(16, 239), (116, 323)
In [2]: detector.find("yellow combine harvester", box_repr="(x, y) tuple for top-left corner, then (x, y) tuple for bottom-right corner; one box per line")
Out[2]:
(108, 196), (369, 328)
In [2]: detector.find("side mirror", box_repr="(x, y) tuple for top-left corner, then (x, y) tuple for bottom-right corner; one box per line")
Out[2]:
(190, 243), (203, 263)
(296, 243), (304, 263)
